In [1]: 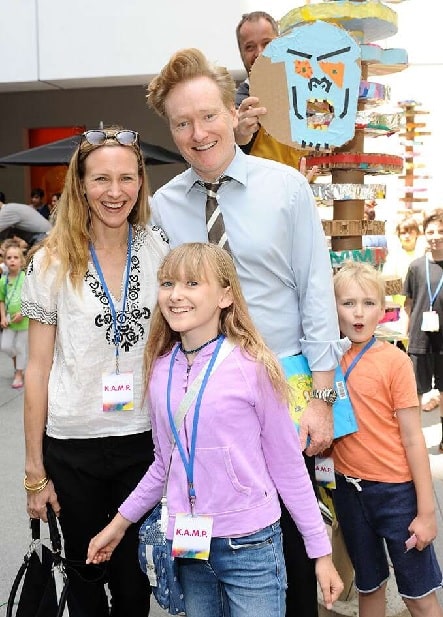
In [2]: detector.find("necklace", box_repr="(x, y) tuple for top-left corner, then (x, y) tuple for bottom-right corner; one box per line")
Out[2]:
(180, 334), (221, 355)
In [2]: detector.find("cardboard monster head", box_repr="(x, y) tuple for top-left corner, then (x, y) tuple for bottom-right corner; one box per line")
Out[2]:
(250, 20), (361, 150)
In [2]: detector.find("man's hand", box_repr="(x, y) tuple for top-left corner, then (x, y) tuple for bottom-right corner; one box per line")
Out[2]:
(235, 97), (319, 184)
(235, 96), (267, 145)
(299, 398), (334, 456)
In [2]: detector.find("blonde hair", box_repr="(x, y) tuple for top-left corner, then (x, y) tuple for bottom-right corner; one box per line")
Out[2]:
(143, 243), (290, 403)
(334, 261), (386, 308)
(36, 125), (150, 290)
(4, 241), (26, 269)
(147, 48), (236, 119)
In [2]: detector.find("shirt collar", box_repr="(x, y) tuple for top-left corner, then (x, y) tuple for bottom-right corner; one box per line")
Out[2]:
(186, 146), (247, 195)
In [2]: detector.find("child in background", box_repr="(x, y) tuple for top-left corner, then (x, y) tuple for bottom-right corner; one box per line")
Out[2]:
(332, 261), (442, 617)
(0, 242), (29, 388)
(87, 242), (343, 616)
(385, 215), (426, 284)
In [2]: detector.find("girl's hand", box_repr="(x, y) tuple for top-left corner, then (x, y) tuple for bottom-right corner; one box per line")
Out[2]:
(86, 514), (131, 564)
(315, 554), (344, 610)
(11, 312), (23, 324)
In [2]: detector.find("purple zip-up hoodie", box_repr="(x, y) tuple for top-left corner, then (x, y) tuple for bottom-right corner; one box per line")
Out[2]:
(119, 341), (331, 559)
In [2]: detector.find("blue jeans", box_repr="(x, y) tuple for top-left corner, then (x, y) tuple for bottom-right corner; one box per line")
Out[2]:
(176, 521), (287, 617)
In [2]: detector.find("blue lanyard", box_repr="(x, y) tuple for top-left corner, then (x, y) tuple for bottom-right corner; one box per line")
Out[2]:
(166, 335), (224, 513)
(425, 255), (443, 309)
(89, 225), (132, 373)
(344, 336), (376, 382)
(5, 271), (23, 313)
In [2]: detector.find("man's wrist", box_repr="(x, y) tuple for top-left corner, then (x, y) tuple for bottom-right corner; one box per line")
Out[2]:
(310, 388), (337, 405)
(234, 127), (254, 146)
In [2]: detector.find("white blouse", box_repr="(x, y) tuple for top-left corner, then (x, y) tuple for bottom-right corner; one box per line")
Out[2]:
(22, 225), (169, 439)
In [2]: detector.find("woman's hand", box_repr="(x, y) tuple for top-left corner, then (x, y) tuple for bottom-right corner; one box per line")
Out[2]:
(26, 479), (61, 522)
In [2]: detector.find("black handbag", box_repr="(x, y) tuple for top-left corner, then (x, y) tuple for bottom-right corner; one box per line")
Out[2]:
(6, 504), (69, 617)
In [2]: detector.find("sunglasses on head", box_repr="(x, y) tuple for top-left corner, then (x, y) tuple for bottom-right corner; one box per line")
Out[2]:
(81, 129), (139, 147)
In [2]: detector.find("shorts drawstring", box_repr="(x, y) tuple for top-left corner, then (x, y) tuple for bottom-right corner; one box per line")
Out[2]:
(344, 474), (363, 492)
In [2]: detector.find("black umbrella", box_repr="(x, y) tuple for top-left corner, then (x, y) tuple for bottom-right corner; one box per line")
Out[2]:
(0, 135), (185, 166)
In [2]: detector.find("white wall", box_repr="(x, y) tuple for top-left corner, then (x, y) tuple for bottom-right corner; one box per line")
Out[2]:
(1, 0), (439, 89)
(0, 2), (39, 86)
(0, 0), (249, 90)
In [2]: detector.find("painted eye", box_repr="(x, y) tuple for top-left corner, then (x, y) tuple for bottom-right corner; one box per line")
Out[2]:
(319, 61), (345, 88)
(294, 60), (313, 79)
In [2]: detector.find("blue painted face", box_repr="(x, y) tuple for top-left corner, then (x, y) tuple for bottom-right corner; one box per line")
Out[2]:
(262, 20), (361, 150)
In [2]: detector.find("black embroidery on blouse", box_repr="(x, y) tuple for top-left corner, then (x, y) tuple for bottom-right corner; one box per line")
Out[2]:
(26, 257), (35, 275)
(86, 249), (151, 352)
(151, 225), (169, 244)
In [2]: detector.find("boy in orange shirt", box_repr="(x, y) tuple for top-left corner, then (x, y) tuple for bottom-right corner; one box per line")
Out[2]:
(331, 261), (442, 617)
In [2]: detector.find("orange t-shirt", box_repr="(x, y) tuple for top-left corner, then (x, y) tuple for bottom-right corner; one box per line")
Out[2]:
(331, 341), (419, 482)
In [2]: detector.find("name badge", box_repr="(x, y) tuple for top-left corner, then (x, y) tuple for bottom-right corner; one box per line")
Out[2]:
(102, 372), (134, 411)
(315, 455), (335, 488)
(421, 311), (439, 332)
(172, 513), (213, 560)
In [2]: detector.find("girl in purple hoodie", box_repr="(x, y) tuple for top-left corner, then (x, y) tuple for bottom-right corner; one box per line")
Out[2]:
(87, 242), (342, 616)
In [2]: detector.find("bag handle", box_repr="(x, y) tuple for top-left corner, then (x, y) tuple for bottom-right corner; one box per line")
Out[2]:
(30, 503), (62, 556)
(47, 503), (62, 555)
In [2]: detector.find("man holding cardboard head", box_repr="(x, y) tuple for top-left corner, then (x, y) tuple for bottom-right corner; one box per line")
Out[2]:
(234, 11), (313, 177)
(148, 47), (348, 617)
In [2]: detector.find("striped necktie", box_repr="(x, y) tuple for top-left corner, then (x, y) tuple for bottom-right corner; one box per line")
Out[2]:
(199, 176), (231, 253)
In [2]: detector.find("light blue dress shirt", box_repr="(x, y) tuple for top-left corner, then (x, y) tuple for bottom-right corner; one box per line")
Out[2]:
(151, 147), (346, 370)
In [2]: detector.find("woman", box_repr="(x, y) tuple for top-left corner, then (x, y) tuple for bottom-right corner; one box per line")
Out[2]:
(21, 127), (169, 616)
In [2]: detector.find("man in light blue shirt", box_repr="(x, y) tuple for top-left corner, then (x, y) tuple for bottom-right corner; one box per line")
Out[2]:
(148, 47), (347, 616)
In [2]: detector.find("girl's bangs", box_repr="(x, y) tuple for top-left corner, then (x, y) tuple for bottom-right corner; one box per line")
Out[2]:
(158, 245), (210, 281)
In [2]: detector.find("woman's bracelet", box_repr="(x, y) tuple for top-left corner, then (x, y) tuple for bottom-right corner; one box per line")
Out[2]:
(24, 475), (49, 492)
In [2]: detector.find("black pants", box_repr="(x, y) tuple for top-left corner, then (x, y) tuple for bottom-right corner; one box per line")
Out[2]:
(45, 432), (154, 617)
(280, 453), (318, 617)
